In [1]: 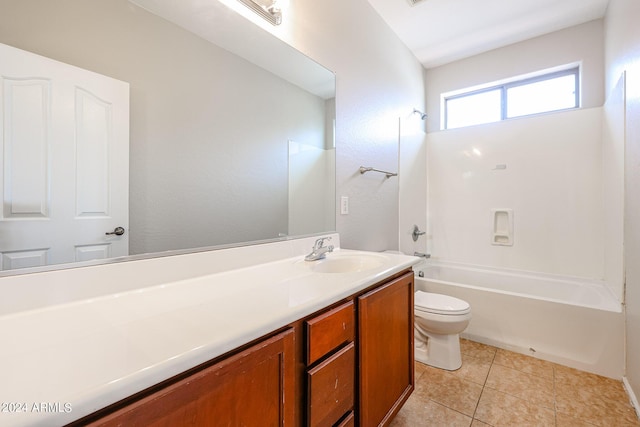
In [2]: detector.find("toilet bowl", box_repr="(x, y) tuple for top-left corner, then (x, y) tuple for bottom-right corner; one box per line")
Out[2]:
(414, 290), (471, 370)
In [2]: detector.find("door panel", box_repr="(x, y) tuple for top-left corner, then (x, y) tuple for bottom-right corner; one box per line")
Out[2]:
(75, 87), (111, 217)
(0, 42), (129, 270)
(1, 249), (48, 270)
(2, 78), (50, 218)
(75, 244), (111, 262)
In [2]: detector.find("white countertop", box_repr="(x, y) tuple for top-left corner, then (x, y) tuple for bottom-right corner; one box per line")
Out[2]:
(0, 243), (418, 427)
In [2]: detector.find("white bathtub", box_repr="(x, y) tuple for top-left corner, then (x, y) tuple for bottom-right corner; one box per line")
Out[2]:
(414, 261), (625, 378)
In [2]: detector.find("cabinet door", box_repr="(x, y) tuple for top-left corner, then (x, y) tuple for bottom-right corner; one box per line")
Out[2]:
(358, 272), (414, 426)
(88, 329), (295, 427)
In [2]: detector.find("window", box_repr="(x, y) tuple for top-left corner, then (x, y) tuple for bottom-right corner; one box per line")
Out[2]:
(443, 67), (579, 130)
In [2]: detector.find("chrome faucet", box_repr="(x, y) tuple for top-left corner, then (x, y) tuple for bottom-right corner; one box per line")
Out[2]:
(305, 237), (334, 261)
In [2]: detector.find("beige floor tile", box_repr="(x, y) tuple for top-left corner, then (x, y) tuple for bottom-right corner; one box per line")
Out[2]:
(415, 360), (428, 379)
(470, 420), (492, 427)
(557, 410), (640, 427)
(474, 387), (555, 427)
(390, 396), (472, 427)
(415, 365), (483, 417)
(555, 381), (632, 409)
(461, 338), (497, 364)
(555, 366), (638, 426)
(449, 352), (492, 386)
(485, 364), (555, 409)
(555, 390), (640, 426)
(395, 339), (640, 427)
(556, 412), (599, 426)
(554, 364), (628, 401)
(493, 348), (555, 380)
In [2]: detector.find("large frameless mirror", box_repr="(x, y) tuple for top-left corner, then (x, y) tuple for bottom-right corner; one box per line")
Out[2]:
(0, 0), (336, 275)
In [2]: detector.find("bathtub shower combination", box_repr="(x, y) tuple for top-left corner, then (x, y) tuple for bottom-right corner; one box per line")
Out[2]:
(414, 261), (624, 378)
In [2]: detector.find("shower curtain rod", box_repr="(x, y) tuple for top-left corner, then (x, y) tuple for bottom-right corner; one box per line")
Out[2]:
(359, 166), (398, 178)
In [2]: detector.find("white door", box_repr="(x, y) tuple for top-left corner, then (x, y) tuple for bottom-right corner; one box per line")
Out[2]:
(0, 43), (129, 270)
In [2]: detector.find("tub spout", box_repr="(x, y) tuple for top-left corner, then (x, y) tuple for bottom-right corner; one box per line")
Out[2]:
(414, 252), (431, 259)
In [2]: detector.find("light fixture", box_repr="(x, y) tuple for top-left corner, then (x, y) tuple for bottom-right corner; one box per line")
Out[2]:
(236, 0), (284, 25)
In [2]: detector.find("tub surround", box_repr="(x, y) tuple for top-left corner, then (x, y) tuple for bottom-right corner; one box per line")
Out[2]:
(0, 234), (420, 426)
(427, 108), (606, 280)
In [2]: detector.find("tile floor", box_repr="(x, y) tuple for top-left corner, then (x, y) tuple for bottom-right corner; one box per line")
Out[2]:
(391, 339), (640, 427)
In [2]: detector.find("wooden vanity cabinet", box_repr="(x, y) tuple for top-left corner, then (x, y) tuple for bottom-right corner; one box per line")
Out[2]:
(70, 269), (414, 427)
(358, 272), (414, 426)
(82, 329), (295, 427)
(303, 271), (414, 427)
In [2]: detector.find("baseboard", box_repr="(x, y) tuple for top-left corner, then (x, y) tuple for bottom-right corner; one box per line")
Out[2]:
(623, 377), (640, 420)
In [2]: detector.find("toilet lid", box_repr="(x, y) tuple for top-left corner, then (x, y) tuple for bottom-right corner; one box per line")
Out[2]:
(415, 291), (470, 315)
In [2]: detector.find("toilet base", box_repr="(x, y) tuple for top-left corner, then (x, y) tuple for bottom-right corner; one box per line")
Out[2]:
(414, 330), (462, 371)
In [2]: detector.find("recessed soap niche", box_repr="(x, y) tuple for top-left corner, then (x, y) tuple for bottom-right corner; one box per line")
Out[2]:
(491, 209), (513, 246)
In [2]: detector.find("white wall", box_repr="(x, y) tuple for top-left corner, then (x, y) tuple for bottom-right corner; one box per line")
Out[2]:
(425, 19), (605, 133)
(604, 0), (640, 406)
(427, 109), (604, 278)
(602, 73), (626, 302)
(274, 0), (427, 251)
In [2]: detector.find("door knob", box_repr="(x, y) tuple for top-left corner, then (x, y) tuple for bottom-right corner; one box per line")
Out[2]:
(106, 227), (125, 236)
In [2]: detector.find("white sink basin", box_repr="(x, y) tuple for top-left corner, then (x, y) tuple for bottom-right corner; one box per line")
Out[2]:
(309, 253), (386, 274)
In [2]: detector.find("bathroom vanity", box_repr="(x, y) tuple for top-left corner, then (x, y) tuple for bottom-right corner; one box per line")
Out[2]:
(0, 235), (419, 427)
(72, 270), (413, 427)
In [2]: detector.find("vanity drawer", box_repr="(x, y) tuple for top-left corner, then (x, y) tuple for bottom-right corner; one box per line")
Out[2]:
(307, 342), (355, 427)
(306, 300), (354, 365)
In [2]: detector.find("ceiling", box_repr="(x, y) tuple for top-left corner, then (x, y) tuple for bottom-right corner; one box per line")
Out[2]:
(365, 0), (610, 68)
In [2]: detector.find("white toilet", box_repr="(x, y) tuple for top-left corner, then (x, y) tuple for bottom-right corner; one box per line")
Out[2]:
(414, 290), (472, 370)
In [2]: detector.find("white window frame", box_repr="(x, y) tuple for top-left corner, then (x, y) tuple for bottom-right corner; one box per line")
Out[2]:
(441, 65), (581, 130)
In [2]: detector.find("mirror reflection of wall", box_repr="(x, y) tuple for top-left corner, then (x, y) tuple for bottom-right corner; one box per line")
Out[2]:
(0, 0), (336, 273)
(288, 144), (336, 236)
